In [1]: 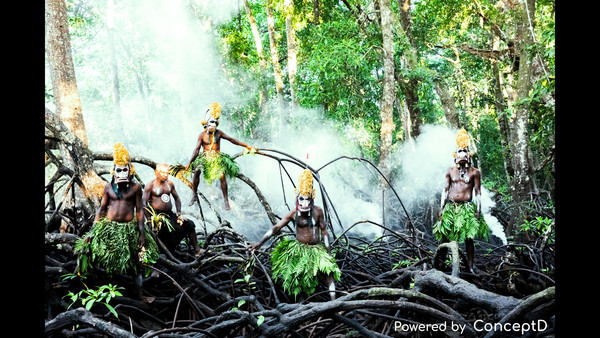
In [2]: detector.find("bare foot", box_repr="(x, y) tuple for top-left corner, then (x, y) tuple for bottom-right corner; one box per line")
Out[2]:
(188, 195), (198, 207)
(224, 201), (231, 211)
(194, 248), (206, 258)
(139, 295), (155, 304)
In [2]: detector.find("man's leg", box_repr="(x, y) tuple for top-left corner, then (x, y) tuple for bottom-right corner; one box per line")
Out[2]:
(133, 271), (155, 303)
(325, 273), (336, 301)
(188, 168), (201, 206)
(465, 238), (475, 273)
(220, 174), (231, 210)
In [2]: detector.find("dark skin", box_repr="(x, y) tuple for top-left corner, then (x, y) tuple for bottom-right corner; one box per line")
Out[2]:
(248, 199), (337, 301)
(438, 149), (482, 273)
(94, 166), (154, 303)
(142, 164), (203, 256)
(185, 123), (253, 210)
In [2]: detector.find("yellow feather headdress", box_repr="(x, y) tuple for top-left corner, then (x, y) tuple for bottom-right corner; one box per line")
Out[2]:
(295, 169), (316, 199)
(452, 129), (473, 158)
(112, 142), (135, 174)
(201, 102), (222, 125)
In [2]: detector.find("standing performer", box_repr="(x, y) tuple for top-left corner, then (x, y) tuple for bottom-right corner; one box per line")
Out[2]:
(184, 102), (255, 210)
(76, 143), (159, 303)
(143, 163), (203, 257)
(433, 129), (489, 273)
(248, 169), (341, 301)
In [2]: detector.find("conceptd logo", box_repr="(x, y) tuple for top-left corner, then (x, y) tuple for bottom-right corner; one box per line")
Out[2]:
(394, 320), (549, 335)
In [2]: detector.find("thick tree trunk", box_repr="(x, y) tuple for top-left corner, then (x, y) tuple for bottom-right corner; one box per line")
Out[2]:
(284, 0), (298, 109)
(378, 0), (395, 179)
(266, 0), (285, 115)
(395, 0), (421, 138)
(508, 0), (536, 235)
(434, 78), (461, 129)
(45, 0), (88, 146)
(243, 0), (269, 116)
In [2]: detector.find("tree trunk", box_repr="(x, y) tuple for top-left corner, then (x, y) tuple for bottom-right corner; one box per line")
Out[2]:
(378, 0), (395, 179)
(434, 78), (461, 129)
(395, 0), (421, 138)
(284, 0), (298, 109)
(266, 0), (285, 115)
(508, 0), (536, 235)
(45, 0), (88, 146)
(46, 0), (103, 211)
(243, 0), (269, 116)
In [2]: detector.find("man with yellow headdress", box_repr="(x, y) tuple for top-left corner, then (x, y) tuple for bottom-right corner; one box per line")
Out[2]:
(184, 102), (255, 210)
(75, 143), (159, 303)
(433, 129), (489, 274)
(248, 169), (341, 301)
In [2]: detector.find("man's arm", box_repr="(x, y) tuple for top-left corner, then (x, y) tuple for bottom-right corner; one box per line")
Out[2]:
(135, 185), (146, 248)
(169, 181), (183, 216)
(249, 210), (295, 251)
(318, 210), (331, 253)
(439, 169), (451, 218)
(94, 183), (110, 222)
(472, 169), (482, 219)
(141, 180), (154, 217)
(186, 133), (205, 169)
(219, 131), (252, 150)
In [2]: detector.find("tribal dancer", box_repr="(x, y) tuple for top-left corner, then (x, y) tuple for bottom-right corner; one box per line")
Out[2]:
(143, 163), (203, 257)
(249, 169), (341, 301)
(433, 129), (489, 273)
(184, 102), (255, 210)
(76, 143), (159, 303)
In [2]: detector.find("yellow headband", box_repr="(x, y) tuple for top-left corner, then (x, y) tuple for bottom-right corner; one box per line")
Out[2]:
(295, 169), (316, 198)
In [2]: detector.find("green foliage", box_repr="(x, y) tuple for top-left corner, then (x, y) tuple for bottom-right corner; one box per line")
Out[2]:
(270, 239), (341, 299)
(517, 216), (554, 243)
(63, 282), (124, 319)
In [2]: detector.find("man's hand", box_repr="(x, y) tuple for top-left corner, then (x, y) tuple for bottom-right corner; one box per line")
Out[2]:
(138, 234), (146, 249)
(247, 242), (260, 252)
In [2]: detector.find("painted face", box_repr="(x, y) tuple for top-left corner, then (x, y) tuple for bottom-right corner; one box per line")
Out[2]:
(454, 148), (470, 165)
(155, 165), (169, 182)
(297, 194), (313, 212)
(114, 164), (131, 184)
(206, 117), (218, 132)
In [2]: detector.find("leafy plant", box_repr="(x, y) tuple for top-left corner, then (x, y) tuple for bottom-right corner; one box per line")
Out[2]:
(63, 283), (124, 319)
(144, 205), (173, 233)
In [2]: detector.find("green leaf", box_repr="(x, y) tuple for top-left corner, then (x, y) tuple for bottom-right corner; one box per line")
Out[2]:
(257, 315), (265, 327)
(105, 303), (119, 319)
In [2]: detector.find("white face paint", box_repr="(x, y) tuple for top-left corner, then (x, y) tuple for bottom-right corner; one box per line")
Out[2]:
(206, 117), (218, 132)
(114, 165), (131, 184)
(297, 195), (312, 212)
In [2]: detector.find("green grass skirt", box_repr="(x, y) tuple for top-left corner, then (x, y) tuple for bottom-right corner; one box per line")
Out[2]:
(75, 218), (159, 275)
(432, 202), (489, 243)
(270, 238), (341, 299)
(190, 151), (239, 185)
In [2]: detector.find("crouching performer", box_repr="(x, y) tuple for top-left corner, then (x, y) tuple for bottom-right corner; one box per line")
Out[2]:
(143, 163), (204, 257)
(75, 143), (159, 303)
(433, 129), (489, 274)
(248, 169), (341, 301)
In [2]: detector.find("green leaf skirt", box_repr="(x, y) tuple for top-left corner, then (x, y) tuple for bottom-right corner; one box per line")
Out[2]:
(432, 202), (489, 243)
(75, 218), (159, 275)
(190, 151), (239, 185)
(270, 238), (341, 299)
